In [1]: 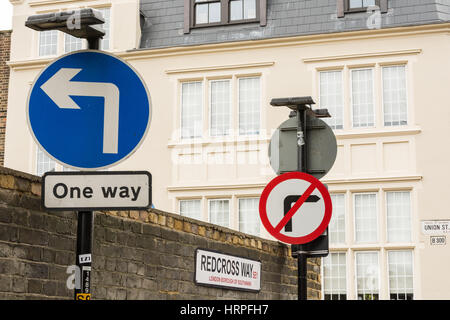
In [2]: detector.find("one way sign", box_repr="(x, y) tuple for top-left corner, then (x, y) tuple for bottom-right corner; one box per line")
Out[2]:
(42, 171), (151, 211)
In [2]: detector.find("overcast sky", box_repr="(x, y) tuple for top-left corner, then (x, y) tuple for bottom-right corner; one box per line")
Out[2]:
(0, 1), (13, 31)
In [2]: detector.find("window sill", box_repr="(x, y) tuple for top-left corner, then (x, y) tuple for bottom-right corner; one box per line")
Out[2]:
(344, 8), (371, 14)
(333, 126), (421, 140)
(190, 19), (260, 30)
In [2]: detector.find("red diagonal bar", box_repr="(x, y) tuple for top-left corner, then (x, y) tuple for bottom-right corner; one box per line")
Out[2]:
(274, 183), (317, 234)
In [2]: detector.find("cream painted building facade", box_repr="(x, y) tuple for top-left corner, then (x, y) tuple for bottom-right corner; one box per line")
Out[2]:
(4, 0), (450, 300)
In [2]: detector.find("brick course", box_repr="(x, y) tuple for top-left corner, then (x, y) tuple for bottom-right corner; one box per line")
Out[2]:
(0, 166), (321, 300)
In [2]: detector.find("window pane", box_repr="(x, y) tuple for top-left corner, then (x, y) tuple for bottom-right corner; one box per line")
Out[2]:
(387, 191), (411, 243)
(230, 0), (243, 21)
(356, 252), (379, 300)
(329, 194), (345, 244)
(349, 0), (363, 8)
(36, 147), (56, 176)
(354, 193), (377, 243)
(383, 66), (407, 126)
(352, 69), (374, 128)
(349, 0), (374, 8)
(39, 30), (58, 56)
(244, 0), (256, 19)
(239, 77), (260, 135)
(363, 0), (376, 7)
(181, 82), (203, 139)
(180, 199), (202, 220)
(323, 252), (347, 300)
(209, 199), (230, 228)
(239, 198), (260, 236)
(209, 2), (221, 23)
(320, 71), (344, 130)
(388, 251), (414, 300)
(100, 8), (110, 50)
(64, 34), (82, 53)
(210, 80), (231, 136)
(196, 3), (208, 24)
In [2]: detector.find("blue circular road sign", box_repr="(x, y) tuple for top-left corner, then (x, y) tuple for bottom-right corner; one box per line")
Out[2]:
(27, 50), (152, 170)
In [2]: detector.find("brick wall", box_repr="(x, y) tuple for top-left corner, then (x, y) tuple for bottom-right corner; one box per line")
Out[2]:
(0, 166), (321, 300)
(0, 31), (11, 167)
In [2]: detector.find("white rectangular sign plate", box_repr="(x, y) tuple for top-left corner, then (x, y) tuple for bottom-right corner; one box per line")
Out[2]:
(430, 236), (446, 246)
(195, 249), (261, 292)
(421, 220), (450, 235)
(42, 171), (151, 210)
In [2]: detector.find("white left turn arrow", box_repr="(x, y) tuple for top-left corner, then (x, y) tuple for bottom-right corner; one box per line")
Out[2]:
(40, 68), (120, 154)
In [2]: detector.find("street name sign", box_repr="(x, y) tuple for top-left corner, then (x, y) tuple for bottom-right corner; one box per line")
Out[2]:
(27, 50), (152, 170)
(195, 249), (261, 292)
(259, 172), (332, 245)
(421, 220), (450, 235)
(42, 171), (151, 210)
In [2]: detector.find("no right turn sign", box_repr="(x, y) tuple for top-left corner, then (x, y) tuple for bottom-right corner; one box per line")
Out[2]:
(259, 172), (332, 245)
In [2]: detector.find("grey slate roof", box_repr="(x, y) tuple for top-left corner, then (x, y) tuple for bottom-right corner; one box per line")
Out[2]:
(138, 0), (450, 49)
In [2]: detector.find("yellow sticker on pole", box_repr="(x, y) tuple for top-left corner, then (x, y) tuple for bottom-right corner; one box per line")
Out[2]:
(76, 293), (91, 300)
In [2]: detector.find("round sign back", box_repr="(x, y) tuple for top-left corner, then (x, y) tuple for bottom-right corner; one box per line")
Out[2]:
(268, 115), (337, 179)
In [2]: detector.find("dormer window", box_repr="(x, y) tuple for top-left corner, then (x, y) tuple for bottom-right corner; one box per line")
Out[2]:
(346, 0), (378, 13)
(337, 0), (388, 17)
(184, 0), (266, 33)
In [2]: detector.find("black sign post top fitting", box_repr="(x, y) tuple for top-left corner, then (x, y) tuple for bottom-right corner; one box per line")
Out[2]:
(270, 96), (331, 119)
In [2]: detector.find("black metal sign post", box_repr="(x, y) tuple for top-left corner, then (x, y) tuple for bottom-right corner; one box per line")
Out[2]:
(75, 210), (93, 300)
(296, 105), (308, 301)
(25, 9), (106, 301)
(73, 34), (99, 301)
(270, 97), (333, 301)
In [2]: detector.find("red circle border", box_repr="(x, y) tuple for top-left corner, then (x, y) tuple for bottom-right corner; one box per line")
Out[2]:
(259, 172), (332, 245)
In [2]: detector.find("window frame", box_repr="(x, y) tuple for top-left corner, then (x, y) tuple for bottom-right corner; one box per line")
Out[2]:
(228, 0), (260, 24)
(387, 250), (414, 300)
(350, 67), (376, 129)
(319, 69), (345, 130)
(209, 79), (232, 137)
(38, 30), (58, 57)
(179, 198), (203, 220)
(64, 33), (84, 53)
(238, 76), (261, 136)
(208, 198), (231, 228)
(328, 193), (346, 245)
(353, 192), (378, 244)
(180, 80), (204, 140)
(345, 0), (381, 13)
(186, 0), (266, 32)
(381, 64), (408, 127)
(238, 197), (260, 236)
(354, 251), (380, 300)
(191, 0), (224, 28)
(36, 146), (56, 176)
(95, 7), (111, 51)
(322, 252), (348, 300)
(385, 190), (412, 243)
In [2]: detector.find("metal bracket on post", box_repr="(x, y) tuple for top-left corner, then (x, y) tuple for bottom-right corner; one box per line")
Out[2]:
(87, 37), (100, 50)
